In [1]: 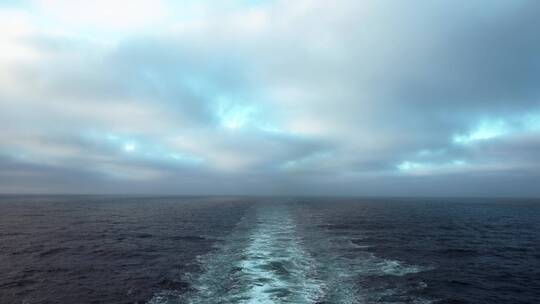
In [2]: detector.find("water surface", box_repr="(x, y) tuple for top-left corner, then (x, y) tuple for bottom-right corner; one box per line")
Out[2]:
(1, 196), (539, 303)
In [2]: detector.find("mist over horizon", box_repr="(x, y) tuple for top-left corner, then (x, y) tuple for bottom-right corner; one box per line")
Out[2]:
(1, 0), (540, 196)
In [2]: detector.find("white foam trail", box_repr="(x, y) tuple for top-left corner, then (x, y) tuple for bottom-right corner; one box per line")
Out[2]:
(236, 208), (324, 303)
(149, 203), (432, 304)
(149, 205), (325, 304)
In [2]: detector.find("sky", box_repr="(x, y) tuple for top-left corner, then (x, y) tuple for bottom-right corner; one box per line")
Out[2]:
(1, 0), (539, 196)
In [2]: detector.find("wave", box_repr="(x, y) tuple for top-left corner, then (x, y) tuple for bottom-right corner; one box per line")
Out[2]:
(149, 203), (432, 304)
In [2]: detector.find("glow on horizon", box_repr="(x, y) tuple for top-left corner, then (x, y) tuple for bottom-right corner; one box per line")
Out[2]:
(87, 131), (203, 166)
(123, 142), (136, 152)
(453, 119), (510, 144)
(215, 98), (282, 133)
(397, 159), (467, 174)
(453, 114), (540, 145)
(216, 98), (257, 130)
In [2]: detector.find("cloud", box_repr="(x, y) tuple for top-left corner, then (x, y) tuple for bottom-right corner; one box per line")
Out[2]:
(1, 0), (539, 196)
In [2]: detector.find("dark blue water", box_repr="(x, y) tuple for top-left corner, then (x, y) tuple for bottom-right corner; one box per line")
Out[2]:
(0, 196), (539, 303)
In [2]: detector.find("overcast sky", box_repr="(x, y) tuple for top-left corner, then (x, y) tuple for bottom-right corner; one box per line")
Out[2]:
(1, 0), (539, 196)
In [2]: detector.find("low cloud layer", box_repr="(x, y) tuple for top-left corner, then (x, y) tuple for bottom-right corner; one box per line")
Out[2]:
(1, 0), (539, 196)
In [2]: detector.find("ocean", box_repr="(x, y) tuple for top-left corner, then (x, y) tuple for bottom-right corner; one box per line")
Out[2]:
(0, 196), (539, 303)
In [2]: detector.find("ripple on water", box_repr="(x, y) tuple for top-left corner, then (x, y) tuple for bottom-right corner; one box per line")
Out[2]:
(149, 204), (431, 304)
